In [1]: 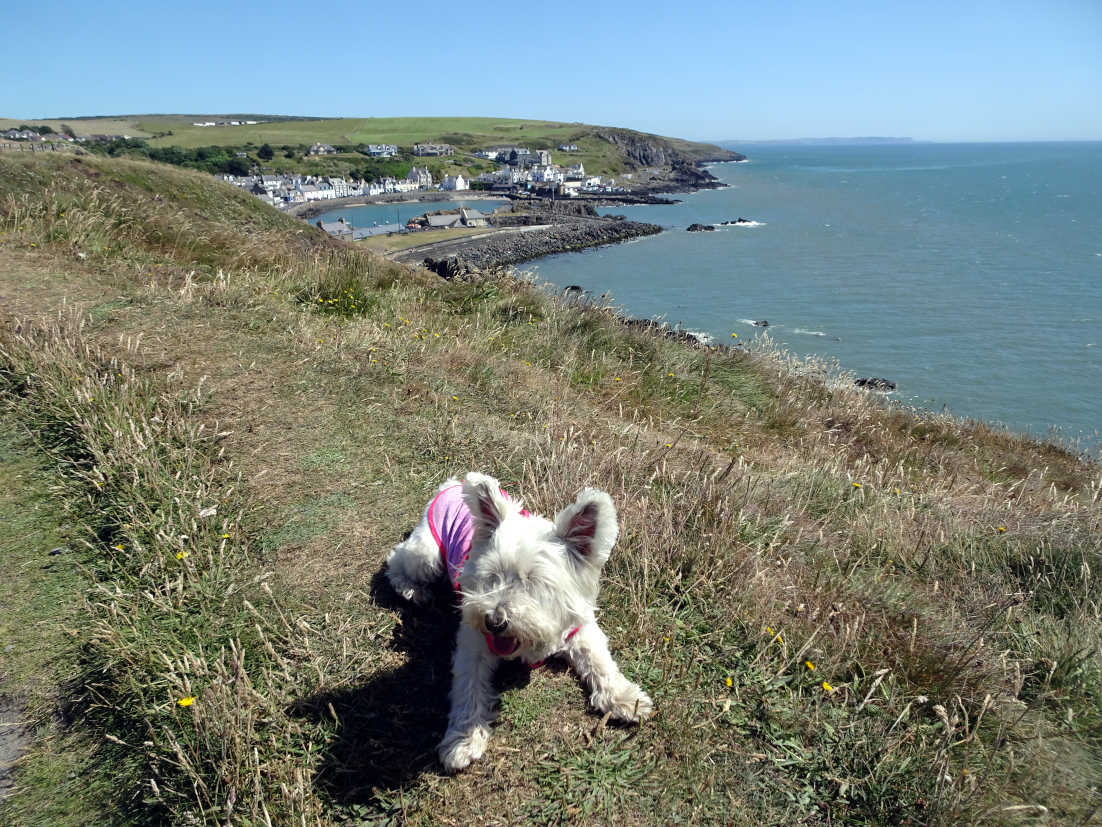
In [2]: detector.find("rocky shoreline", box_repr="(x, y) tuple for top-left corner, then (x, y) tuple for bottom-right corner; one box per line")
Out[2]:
(400, 211), (662, 276)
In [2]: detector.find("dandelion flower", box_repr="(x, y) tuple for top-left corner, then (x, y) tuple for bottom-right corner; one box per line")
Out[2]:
(997, 525), (1006, 533)
(176, 696), (196, 707)
(614, 377), (622, 382)
(822, 681), (834, 692)
(731, 332), (738, 338)
(725, 676), (733, 688)
(852, 482), (862, 489)
(665, 443), (672, 448)
(221, 533), (230, 539)
(175, 551), (189, 560)
(667, 372), (674, 377)
(452, 395), (459, 401)
(805, 660), (815, 671)
(113, 544), (124, 551)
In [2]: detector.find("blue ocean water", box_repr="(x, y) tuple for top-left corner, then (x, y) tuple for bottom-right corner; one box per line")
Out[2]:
(314, 198), (506, 228)
(529, 142), (1102, 451)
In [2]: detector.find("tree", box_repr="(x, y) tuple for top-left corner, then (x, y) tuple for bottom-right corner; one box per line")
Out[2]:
(225, 157), (250, 176)
(258, 143), (274, 161)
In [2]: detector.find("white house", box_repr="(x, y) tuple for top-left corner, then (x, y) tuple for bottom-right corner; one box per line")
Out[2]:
(440, 174), (469, 191)
(364, 144), (398, 157)
(406, 166), (433, 188)
(531, 164), (564, 184)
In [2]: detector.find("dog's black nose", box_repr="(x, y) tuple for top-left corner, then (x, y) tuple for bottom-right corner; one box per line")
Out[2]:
(485, 613), (509, 635)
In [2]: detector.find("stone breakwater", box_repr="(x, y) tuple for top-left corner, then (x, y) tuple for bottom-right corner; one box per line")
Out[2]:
(394, 216), (662, 274)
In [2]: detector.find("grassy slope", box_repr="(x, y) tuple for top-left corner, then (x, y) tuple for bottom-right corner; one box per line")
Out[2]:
(0, 153), (1099, 825)
(3, 114), (731, 178)
(0, 423), (108, 825)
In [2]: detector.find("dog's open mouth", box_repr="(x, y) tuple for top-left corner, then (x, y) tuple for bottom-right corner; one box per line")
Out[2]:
(485, 633), (520, 656)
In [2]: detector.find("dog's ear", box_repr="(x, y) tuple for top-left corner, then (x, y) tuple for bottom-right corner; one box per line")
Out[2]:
(554, 488), (618, 569)
(462, 472), (510, 541)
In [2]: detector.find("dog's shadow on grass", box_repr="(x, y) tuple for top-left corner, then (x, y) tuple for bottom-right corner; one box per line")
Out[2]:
(289, 567), (532, 805)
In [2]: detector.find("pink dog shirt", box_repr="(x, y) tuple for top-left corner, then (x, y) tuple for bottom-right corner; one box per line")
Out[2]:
(426, 484), (577, 660)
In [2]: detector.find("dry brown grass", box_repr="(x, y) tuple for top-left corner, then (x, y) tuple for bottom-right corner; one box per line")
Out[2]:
(1, 153), (1100, 825)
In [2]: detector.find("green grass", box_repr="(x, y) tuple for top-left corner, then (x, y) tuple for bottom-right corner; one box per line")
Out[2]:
(0, 422), (105, 825)
(1, 152), (1100, 825)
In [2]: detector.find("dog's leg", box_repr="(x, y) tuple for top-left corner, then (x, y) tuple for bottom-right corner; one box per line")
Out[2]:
(439, 623), (498, 772)
(385, 515), (441, 604)
(565, 622), (653, 722)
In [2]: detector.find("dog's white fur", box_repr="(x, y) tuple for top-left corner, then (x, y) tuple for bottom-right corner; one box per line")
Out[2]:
(385, 472), (653, 772)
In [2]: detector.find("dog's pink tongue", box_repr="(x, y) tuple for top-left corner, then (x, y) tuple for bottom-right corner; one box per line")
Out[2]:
(487, 634), (519, 656)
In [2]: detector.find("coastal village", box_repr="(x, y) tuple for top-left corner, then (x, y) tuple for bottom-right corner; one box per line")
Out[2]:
(217, 141), (622, 217)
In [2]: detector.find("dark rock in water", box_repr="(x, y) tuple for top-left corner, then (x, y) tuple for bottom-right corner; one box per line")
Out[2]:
(753, 320), (769, 328)
(686, 223), (715, 232)
(855, 377), (897, 391)
(563, 284), (584, 293)
(623, 318), (711, 347)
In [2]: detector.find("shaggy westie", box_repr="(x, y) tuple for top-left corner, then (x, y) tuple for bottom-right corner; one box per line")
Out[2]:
(385, 472), (653, 772)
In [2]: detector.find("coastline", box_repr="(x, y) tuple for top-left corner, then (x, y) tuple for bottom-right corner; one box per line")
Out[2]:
(297, 157), (737, 273)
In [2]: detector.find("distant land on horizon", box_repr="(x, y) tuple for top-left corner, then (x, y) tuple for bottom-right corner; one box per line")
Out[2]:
(717, 137), (920, 146)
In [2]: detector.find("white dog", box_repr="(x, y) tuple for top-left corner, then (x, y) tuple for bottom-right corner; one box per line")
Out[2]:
(385, 472), (653, 772)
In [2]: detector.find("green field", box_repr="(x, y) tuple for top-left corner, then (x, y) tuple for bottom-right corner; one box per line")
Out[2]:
(2, 114), (729, 179)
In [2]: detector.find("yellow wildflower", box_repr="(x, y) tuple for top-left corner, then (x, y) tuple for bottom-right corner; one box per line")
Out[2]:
(997, 525), (1006, 533)
(221, 533), (230, 539)
(730, 332), (738, 338)
(175, 551), (189, 560)
(805, 660), (815, 671)
(176, 696), (196, 707)
(725, 676), (733, 688)
(113, 544), (124, 551)
(822, 681), (834, 692)
(852, 482), (862, 489)
(452, 395), (459, 401)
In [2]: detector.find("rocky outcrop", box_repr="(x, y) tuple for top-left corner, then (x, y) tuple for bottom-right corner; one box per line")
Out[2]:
(595, 129), (743, 168)
(409, 219), (661, 274)
(686, 223), (715, 232)
(855, 377), (897, 391)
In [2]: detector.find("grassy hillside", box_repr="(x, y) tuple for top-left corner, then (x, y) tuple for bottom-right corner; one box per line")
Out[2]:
(4, 114), (734, 179)
(0, 153), (1099, 825)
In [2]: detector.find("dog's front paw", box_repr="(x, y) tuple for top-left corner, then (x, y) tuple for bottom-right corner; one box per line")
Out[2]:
(439, 728), (489, 773)
(593, 681), (653, 723)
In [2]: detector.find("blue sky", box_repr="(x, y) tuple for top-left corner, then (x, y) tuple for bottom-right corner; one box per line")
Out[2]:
(4, 0), (1100, 142)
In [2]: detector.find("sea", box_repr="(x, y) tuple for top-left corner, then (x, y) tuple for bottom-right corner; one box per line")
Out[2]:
(527, 142), (1102, 453)
(313, 198), (507, 229)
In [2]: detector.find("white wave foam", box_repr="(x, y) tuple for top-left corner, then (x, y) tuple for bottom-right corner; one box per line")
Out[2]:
(794, 328), (828, 337)
(716, 220), (765, 228)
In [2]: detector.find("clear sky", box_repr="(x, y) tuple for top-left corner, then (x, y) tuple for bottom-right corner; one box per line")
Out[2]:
(3, 0), (1100, 142)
